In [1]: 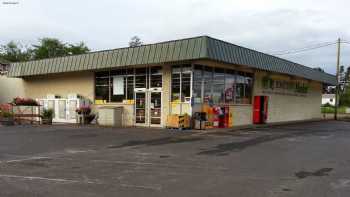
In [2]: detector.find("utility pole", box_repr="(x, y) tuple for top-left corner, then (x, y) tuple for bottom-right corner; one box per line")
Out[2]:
(334, 38), (341, 120)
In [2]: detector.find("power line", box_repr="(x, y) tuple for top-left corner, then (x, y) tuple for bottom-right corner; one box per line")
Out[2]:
(341, 41), (350, 44)
(270, 41), (337, 54)
(270, 41), (337, 56)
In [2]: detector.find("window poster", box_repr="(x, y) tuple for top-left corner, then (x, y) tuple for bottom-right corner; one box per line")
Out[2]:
(113, 76), (124, 95)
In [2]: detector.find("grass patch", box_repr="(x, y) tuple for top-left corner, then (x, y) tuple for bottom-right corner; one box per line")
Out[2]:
(321, 106), (347, 114)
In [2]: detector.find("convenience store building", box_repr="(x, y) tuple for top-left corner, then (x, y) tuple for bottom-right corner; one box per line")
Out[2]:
(8, 36), (337, 128)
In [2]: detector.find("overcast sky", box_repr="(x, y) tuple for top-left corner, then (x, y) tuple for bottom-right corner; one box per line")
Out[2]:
(1, 0), (349, 74)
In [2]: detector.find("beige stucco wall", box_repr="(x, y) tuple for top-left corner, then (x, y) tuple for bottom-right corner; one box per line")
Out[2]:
(162, 65), (171, 127)
(0, 75), (25, 103)
(254, 71), (322, 123)
(230, 105), (252, 126)
(22, 72), (95, 101)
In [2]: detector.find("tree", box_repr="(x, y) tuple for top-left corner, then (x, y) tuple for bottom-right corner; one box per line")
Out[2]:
(345, 67), (350, 85)
(32, 38), (90, 60)
(32, 38), (66, 59)
(0, 41), (32, 62)
(313, 67), (325, 72)
(0, 38), (90, 62)
(339, 65), (349, 93)
(66, 42), (90, 55)
(129, 36), (142, 47)
(340, 87), (350, 106)
(32, 38), (67, 59)
(338, 65), (350, 106)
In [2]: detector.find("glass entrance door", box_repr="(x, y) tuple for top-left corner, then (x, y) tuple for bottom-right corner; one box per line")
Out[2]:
(57, 100), (67, 121)
(134, 66), (163, 127)
(135, 91), (146, 124)
(150, 92), (162, 125)
(134, 90), (162, 127)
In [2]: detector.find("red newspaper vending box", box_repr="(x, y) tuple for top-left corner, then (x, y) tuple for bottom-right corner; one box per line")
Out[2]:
(253, 96), (268, 124)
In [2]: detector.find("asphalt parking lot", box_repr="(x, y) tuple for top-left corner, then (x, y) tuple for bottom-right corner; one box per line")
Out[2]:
(0, 121), (350, 197)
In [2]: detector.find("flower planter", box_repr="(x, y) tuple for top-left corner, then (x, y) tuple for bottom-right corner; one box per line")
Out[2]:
(42, 118), (53, 125)
(85, 114), (96, 124)
(13, 97), (39, 106)
(0, 117), (15, 126)
(77, 114), (95, 125)
(76, 106), (95, 125)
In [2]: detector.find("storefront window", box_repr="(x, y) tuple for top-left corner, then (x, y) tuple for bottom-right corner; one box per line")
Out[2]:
(190, 65), (253, 105)
(203, 66), (213, 102)
(96, 67), (165, 103)
(150, 66), (162, 88)
(171, 65), (192, 102)
(182, 72), (191, 102)
(111, 76), (126, 102)
(110, 69), (126, 102)
(235, 72), (245, 104)
(244, 73), (253, 104)
(234, 72), (253, 104)
(95, 68), (135, 103)
(213, 68), (225, 104)
(95, 72), (110, 102)
(127, 76), (134, 100)
(224, 69), (235, 104)
(193, 65), (203, 103)
(135, 68), (147, 88)
(171, 66), (181, 102)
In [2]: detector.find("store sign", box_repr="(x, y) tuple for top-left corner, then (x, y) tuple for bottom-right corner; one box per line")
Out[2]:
(113, 76), (124, 95)
(262, 76), (309, 96)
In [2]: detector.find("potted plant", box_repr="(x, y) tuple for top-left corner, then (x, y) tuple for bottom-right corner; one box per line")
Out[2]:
(76, 106), (91, 115)
(42, 109), (54, 125)
(76, 106), (95, 124)
(0, 111), (15, 126)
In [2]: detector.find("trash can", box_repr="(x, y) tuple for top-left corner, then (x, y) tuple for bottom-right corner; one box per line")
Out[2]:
(193, 112), (207, 130)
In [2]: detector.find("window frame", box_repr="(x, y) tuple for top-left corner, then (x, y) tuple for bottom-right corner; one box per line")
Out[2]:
(94, 71), (110, 102)
(95, 68), (136, 103)
(171, 64), (193, 103)
(95, 66), (164, 104)
(192, 64), (204, 103)
(191, 64), (254, 105)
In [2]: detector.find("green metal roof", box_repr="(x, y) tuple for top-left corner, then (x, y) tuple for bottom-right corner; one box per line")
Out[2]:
(8, 36), (336, 85)
(205, 37), (336, 85)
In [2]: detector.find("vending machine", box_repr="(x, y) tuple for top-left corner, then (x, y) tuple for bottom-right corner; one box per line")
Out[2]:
(253, 96), (269, 124)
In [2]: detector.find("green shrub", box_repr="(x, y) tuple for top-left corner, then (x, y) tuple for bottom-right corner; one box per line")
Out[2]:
(42, 109), (54, 119)
(321, 106), (347, 114)
(322, 103), (333, 108)
(340, 89), (350, 107)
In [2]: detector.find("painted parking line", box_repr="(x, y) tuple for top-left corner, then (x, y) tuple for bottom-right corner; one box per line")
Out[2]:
(0, 149), (96, 164)
(91, 159), (229, 171)
(120, 183), (162, 191)
(0, 156), (51, 164)
(0, 174), (97, 184)
(0, 174), (162, 191)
